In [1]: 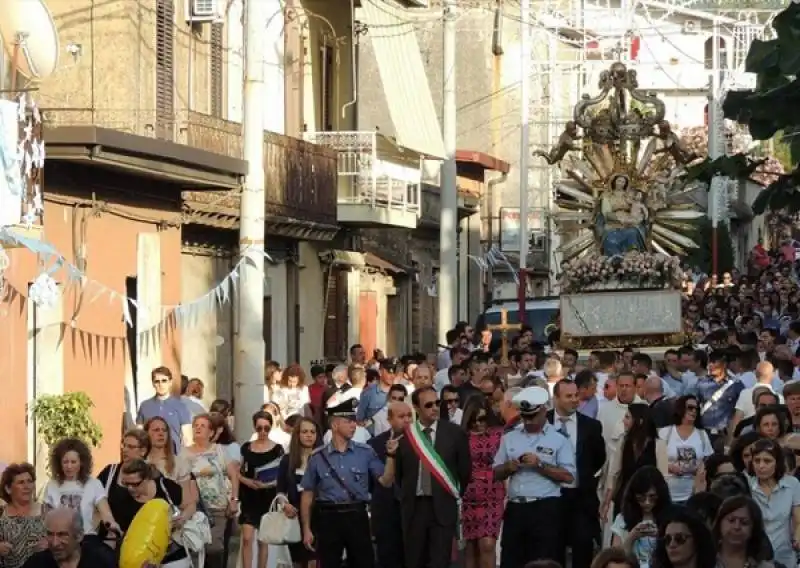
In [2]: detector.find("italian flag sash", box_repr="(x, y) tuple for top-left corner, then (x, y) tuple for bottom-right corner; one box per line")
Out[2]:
(406, 421), (464, 548)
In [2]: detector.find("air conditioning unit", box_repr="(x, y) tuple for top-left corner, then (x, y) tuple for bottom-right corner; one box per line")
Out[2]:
(683, 20), (701, 34)
(186, 0), (223, 22)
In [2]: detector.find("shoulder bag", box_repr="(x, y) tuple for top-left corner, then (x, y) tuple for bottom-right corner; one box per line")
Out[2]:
(258, 494), (301, 545)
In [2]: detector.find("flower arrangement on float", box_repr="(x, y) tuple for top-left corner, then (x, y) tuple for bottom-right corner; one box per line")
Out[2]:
(559, 251), (683, 293)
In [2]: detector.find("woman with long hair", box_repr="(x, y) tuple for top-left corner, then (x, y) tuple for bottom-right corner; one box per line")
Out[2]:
(603, 404), (669, 520)
(239, 411), (285, 568)
(713, 495), (774, 568)
(276, 418), (320, 568)
(145, 416), (198, 516)
(611, 465), (672, 568)
(660, 395), (712, 504)
(730, 431), (763, 473)
(0, 463), (46, 568)
(745, 438), (800, 567)
(649, 507), (716, 568)
(41, 437), (119, 534)
(460, 396), (505, 568)
(278, 364), (310, 420)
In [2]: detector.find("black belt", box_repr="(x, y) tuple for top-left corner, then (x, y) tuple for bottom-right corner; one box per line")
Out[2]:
(315, 501), (367, 513)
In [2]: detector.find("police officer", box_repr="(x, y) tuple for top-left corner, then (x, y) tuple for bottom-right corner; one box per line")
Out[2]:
(492, 386), (577, 568)
(300, 391), (398, 568)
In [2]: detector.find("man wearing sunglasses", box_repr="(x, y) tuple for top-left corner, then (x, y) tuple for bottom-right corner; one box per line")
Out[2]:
(135, 366), (192, 453)
(394, 387), (471, 568)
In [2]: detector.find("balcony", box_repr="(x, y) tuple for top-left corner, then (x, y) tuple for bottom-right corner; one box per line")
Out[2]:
(303, 131), (422, 229)
(41, 108), (243, 159)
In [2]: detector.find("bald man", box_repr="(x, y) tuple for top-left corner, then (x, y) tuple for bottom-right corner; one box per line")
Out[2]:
(730, 360), (783, 440)
(368, 401), (411, 568)
(23, 508), (116, 568)
(643, 375), (674, 429)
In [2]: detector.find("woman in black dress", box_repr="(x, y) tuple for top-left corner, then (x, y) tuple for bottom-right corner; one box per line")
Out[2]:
(276, 417), (320, 568)
(239, 411), (285, 568)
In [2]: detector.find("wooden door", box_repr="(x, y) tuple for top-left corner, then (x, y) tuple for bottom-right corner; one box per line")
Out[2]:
(324, 268), (348, 361)
(359, 291), (377, 357)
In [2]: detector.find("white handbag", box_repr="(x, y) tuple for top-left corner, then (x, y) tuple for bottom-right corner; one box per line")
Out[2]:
(258, 495), (301, 545)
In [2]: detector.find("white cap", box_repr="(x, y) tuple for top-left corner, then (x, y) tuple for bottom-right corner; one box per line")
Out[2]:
(512, 386), (549, 416)
(326, 388), (360, 409)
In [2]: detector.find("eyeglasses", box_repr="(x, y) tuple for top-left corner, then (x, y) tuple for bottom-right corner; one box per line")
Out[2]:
(122, 479), (144, 489)
(663, 533), (691, 546)
(153, 379), (170, 385)
(444, 398), (459, 406)
(422, 400), (439, 409)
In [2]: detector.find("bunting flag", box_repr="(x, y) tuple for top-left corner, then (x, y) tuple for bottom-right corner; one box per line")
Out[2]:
(0, 225), (270, 338)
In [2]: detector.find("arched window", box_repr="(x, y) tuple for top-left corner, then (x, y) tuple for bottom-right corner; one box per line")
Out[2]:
(704, 36), (728, 70)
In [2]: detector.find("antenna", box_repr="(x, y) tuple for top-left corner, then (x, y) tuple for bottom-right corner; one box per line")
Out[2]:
(0, 0), (60, 82)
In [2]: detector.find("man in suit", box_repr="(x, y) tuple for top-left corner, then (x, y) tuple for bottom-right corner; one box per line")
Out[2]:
(547, 379), (606, 568)
(368, 401), (413, 568)
(395, 386), (472, 568)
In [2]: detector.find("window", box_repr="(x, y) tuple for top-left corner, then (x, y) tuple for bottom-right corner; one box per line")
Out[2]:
(156, 0), (175, 140)
(210, 23), (224, 118)
(704, 36), (728, 70)
(319, 39), (334, 131)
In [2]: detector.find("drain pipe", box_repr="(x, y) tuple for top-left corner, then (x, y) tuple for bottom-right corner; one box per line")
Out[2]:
(485, 172), (507, 309)
(341, 0), (360, 123)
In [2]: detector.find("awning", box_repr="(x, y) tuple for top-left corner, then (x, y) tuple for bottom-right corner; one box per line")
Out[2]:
(365, 252), (406, 274)
(359, 0), (445, 160)
(45, 126), (248, 190)
(319, 249), (365, 267)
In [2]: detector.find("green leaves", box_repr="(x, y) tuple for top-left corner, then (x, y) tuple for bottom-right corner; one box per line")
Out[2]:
(30, 392), (103, 449)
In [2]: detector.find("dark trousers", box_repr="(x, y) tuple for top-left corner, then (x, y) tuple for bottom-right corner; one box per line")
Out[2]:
(558, 489), (598, 568)
(314, 503), (374, 568)
(500, 498), (561, 568)
(404, 497), (456, 568)
(372, 501), (404, 568)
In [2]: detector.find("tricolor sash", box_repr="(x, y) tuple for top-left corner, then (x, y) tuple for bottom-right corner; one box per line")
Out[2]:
(406, 421), (464, 548)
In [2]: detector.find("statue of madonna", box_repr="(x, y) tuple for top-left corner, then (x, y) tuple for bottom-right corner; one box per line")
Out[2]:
(595, 174), (648, 256)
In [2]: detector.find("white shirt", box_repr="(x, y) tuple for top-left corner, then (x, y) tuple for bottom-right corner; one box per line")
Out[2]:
(735, 384), (784, 419)
(43, 478), (106, 534)
(552, 411), (578, 488)
(595, 372), (610, 400)
(659, 426), (712, 502)
(372, 406), (391, 436)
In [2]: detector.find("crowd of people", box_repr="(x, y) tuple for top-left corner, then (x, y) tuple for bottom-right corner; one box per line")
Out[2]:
(3, 244), (800, 568)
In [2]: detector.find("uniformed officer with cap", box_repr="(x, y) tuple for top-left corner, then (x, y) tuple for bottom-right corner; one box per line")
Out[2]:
(300, 391), (398, 568)
(493, 386), (576, 567)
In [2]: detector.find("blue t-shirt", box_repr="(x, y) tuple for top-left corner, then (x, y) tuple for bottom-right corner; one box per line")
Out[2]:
(137, 396), (192, 452)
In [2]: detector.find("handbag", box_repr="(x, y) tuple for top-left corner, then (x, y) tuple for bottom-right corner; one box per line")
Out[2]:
(258, 494), (301, 545)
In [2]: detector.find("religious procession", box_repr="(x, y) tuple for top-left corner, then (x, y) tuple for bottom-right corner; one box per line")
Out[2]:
(3, 0), (800, 567)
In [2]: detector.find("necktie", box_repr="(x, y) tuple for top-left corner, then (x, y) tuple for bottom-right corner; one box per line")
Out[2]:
(420, 427), (433, 495)
(558, 417), (570, 438)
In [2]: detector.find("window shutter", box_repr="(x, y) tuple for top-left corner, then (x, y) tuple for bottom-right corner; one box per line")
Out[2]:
(210, 23), (224, 118)
(319, 42), (334, 132)
(156, 0), (175, 140)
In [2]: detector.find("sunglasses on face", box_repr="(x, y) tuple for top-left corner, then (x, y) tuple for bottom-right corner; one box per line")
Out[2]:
(422, 400), (439, 409)
(123, 479), (144, 489)
(663, 533), (691, 546)
(475, 414), (487, 423)
(444, 398), (459, 406)
(153, 379), (170, 385)
(390, 395), (405, 402)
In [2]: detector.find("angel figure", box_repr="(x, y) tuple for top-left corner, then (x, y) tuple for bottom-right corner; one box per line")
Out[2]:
(533, 121), (581, 165)
(654, 120), (699, 166)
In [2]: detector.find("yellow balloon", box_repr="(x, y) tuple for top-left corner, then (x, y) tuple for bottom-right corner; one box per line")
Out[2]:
(120, 499), (172, 568)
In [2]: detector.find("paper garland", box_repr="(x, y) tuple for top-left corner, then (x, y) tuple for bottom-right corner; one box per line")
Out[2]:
(0, 225), (270, 336)
(423, 246), (517, 297)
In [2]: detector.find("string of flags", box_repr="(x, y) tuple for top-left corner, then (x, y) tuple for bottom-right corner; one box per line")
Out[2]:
(0, 226), (270, 336)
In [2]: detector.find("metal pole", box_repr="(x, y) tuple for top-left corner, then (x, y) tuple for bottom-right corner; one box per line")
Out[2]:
(439, 0), (458, 343)
(234, 0), (267, 441)
(518, 0), (530, 323)
(709, 17), (721, 278)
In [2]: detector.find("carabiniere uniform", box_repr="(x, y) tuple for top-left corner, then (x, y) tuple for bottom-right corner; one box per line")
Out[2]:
(300, 397), (392, 568)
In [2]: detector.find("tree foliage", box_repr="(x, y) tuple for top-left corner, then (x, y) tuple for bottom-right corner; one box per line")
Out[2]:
(30, 392), (103, 448)
(685, 218), (735, 275)
(722, 2), (800, 214)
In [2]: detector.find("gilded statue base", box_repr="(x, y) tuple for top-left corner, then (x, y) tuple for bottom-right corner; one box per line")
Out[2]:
(559, 332), (688, 350)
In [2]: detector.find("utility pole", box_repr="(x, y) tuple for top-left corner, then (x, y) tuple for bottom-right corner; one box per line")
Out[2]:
(234, 0), (267, 442)
(518, 0), (530, 323)
(438, 0), (458, 344)
(708, 17), (722, 278)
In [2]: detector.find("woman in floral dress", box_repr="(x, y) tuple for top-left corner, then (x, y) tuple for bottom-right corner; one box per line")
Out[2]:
(460, 396), (505, 568)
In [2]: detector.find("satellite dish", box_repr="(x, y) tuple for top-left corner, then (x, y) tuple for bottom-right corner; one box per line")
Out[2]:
(0, 0), (59, 80)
